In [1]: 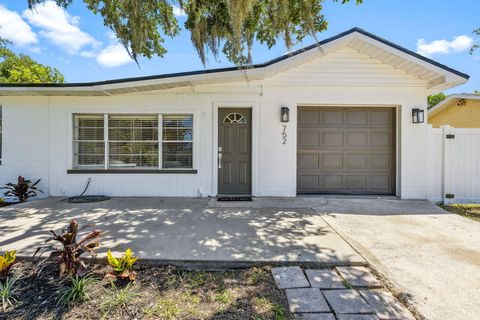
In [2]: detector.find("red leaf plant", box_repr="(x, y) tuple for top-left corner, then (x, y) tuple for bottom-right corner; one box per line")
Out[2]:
(34, 219), (102, 277)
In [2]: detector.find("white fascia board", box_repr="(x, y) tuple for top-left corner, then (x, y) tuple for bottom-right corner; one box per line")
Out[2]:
(356, 33), (468, 88)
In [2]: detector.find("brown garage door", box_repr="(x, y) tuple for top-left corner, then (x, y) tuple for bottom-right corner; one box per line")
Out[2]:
(297, 107), (395, 194)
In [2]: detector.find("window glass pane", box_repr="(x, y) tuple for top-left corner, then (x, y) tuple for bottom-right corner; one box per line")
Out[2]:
(73, 114), (104, 168)
(162, 142), (193, 168)
(162, 115), (193, 169)
(162, 115), (193, 141)
(108, 115), (159, 168)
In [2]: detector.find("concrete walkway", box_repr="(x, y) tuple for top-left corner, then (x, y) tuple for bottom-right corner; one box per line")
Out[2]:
(317, 198), (480, 320)
(0, 197), (364, 267)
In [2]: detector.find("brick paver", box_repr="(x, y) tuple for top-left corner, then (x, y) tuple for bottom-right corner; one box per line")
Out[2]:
(322, 289), (373, 314)
(359, 290), (414, 320)
(272, 266), (310, 289)
(305, 269), (345, 289)
(285, 288), (330, 313)
(336, 266), (382, 288)
(272, 266), (414, 320)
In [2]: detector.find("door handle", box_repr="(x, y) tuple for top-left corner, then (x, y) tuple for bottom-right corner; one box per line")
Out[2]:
(218, 147), (222, 169)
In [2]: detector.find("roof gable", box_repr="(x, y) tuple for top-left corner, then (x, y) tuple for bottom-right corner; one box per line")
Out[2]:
(0, 28), (469, 96)
(429, 94), (480, 117)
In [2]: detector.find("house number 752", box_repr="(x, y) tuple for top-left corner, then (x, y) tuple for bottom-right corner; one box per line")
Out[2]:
(282, 125), (287, 145)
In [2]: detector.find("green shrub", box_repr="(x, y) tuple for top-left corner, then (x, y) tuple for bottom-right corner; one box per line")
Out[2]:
(0, 276), (18, 311)
(106, 248), (138, 281)
(56, 275), (97, 307)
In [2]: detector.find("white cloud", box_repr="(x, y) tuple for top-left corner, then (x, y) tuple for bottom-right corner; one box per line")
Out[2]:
(96, 43), (133, 68)
(0, 5), (37, 46)
(417, 35), (473, 57)
(173, 6), (186, 17)
(23, 1), (99, 54)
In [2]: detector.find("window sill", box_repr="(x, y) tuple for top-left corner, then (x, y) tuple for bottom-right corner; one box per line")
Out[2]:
(67, 169), (197, 174)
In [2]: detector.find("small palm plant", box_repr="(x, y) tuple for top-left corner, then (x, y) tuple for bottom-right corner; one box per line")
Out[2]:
(2, 176), (42, 203)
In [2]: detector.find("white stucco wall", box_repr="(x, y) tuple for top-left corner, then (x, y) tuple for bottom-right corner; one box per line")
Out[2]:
(0, 47), (435, 199)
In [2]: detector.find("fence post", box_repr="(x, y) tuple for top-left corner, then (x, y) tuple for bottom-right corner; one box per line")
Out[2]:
(441, 125), (453, 204)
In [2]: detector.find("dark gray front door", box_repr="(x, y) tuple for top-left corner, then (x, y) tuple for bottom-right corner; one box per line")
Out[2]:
(218, 108), (252, 194)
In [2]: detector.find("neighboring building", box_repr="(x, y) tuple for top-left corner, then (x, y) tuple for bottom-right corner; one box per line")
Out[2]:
(428, 94), (480, 128)
(0, 28), (469, 199)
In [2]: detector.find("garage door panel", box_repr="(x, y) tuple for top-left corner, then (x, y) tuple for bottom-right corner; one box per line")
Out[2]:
(297, 107), (395, 195)
(345, 153), (367, 170)
(322, 153), (343, 170)
(346, 131), (368, 147)
(298, 175), (319, 192)
(299, 132), (320, 146)
(322, 175), (344, 191)
(299, 110), (320, 125)
(346, 110), (367, 126)
(370, 132), (391, 147)
(298, 153), (319, 169)
(369, 110), (392, 126)
(322, 110), (343, 125)
(322, 131), (344, 146)
(367, 176), (391, 193)
(369, 153), (391, 169)
(345, 176), (367, 192)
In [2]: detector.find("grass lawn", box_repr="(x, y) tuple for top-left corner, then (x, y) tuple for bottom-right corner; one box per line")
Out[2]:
(439, 204), (480, 222)
(3, 261), (291, 320)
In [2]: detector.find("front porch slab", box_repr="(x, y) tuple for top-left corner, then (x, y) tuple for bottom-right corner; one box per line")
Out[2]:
(0, 197), (365, 267)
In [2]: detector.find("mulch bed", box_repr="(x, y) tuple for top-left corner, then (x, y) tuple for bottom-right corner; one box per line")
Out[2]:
(1, 261), (292, 320)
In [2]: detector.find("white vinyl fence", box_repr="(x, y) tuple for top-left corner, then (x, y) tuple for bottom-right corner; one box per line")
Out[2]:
(427, 125), (480, 204)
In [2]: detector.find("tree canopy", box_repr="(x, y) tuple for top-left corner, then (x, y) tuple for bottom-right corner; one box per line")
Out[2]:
(0, 39), (65, 84)
(427, 92), (447, 109)
(27, 0), (362, 65)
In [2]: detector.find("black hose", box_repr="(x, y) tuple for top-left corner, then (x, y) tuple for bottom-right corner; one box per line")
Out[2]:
(79, 178), (92, 197)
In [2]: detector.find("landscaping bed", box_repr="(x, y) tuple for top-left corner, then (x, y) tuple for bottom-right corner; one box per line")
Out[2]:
(439, 203), (480, 222)
(1, 261), (291, 320)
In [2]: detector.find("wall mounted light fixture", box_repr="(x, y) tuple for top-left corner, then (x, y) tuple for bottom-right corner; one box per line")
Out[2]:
(281, 107), (290, 122)
(412, 108), (424, 124)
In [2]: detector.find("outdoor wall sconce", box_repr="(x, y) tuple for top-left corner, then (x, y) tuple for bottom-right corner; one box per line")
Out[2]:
(412, 108), (424, 124)
(281, 107), (290, 122)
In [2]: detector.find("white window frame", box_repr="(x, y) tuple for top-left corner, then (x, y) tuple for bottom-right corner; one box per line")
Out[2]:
(161, 114), (194, 169)
(72, 112), (194, 171)
(72, 113), (105, 169)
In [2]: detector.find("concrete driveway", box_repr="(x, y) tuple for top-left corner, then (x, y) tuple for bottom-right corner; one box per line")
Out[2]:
(316, 198), (480, 320)
(0, 197), (363, 267)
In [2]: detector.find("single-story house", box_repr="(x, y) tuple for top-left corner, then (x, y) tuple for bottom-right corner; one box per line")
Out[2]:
(428, 94), (480, 128)
(0, 28), (469, 199)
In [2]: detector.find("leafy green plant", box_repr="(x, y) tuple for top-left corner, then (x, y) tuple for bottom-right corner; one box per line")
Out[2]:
(106, 248), (138, 281)
(100, 281), (138, 317)
(0, 250), (16, 281)
(2, 176), (42, 203)
(0, 276), (18, 311)
(34, 219), (102, 277)
(56, 275), (97, 307)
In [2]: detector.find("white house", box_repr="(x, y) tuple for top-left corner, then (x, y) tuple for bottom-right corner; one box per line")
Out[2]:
(0, 28), (469, 199)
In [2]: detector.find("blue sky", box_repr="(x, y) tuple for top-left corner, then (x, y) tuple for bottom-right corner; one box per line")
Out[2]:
(0, 0), (479, 93)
